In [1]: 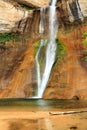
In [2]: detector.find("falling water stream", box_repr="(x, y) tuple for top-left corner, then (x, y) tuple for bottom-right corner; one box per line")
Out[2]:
(35, 39), (44, 96)
(35, 0), (85, 98)
(39, 8), (45, 34)
(36, 0), (58, 98)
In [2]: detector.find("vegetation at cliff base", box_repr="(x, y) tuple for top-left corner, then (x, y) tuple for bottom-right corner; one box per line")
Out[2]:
(56, 39), (66, 61)
(34, 39), (66, 61)
(0, 33), (21, 44)
(82, 31), (87, 39)
(82, 31), (87, 45)
(21, 4), (35, 10)
(34, 39), (48, 55)
(82, 32), (87, 61)
(82, 56), (87, 61)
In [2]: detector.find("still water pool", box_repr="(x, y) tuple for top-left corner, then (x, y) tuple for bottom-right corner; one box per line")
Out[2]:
(0, 99), (87, 111)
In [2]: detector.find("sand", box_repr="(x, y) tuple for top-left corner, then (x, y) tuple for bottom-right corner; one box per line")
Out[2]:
(0, 108), (87, 130)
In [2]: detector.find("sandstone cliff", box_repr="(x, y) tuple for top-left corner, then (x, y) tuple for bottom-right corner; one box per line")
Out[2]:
(0, 0), (87, 99)
(0, 0), (87, 34)
(0, 0), (32, 33)
(79, 0), (87, 17)
(14, 0), (50, 8)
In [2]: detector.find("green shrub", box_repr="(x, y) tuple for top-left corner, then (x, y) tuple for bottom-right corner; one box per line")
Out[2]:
(34, 40), (48, 55)
(21, 4), (35, 10)
(56, 39), (66, 61)
(82, 31), (87, 39)
(82, 39), (87, 45)
(82, 56), (87, 61)
(34, 39), (66, 63)
(0, 33), (21, 44)
(82, 32), (87, 47)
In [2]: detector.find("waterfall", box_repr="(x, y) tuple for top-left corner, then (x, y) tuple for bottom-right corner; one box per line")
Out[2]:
(35, 39), (44, 96)
(39, 8), (45, 34)
(36, 0), (58, 98)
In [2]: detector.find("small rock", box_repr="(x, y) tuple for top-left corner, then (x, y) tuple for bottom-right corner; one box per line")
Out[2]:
(70, 126), (78, 129)
(72, 96), (79, 100)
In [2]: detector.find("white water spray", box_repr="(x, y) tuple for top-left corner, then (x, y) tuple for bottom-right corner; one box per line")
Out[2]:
(39, 8), (45, 34)
(36, 0), (58, 98)
(35, 39), (44, 96)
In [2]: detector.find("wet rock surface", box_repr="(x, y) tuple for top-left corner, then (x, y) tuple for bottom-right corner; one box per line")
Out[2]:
(0, 40), (36, 98)
(44, 23), (87, 100)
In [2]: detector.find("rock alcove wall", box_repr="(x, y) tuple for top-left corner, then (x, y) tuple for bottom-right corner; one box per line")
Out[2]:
(0, 0), (87, 99)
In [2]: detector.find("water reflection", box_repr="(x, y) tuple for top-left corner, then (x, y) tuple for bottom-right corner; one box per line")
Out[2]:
(0, 99), (87, 110)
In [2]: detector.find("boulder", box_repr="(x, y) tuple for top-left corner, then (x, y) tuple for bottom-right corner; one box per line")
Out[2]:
(0, 0), (32, 33)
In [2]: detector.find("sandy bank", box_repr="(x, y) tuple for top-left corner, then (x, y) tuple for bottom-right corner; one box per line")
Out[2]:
(0, 108), (87, 130)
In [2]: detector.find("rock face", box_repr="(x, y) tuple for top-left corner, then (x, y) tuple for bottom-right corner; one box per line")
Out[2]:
(0, 0), (32, 33)
(79, 0), (87, 17)
(14, 0), (50, 8)
(0, 40), (36, 98)
(44, 21), (87, 100)
(0, 0), (87, 99)
(0, 0), (49, 34)
(0, 0), (87, 34)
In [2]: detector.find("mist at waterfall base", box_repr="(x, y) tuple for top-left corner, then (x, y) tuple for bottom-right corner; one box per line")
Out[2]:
(35, 0), (58, 98)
